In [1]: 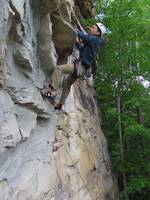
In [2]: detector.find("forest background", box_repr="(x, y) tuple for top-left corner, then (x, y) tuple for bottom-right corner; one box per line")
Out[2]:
(83, 0), (150, 199)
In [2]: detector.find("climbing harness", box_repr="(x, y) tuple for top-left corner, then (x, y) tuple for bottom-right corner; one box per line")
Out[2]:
(72, 59), (84, 78)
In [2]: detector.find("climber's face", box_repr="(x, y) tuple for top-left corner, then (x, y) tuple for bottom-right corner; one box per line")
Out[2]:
(90, 25), (101, 36)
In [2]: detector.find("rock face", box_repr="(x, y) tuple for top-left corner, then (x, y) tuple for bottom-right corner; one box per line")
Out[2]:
(0, 0), (118, 199)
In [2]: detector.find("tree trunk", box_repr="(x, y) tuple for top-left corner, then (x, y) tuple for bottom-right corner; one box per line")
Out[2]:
(117, 80), (129, 200)
(137, 106), (144, 124)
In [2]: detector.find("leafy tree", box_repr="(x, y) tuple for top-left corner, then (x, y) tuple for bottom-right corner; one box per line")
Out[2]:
(93, 0), (150, 199)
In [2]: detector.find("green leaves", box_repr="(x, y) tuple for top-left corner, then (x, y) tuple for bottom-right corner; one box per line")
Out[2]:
(119, 176), (150, 200)
(94, 0), (150, 199)
(124, 124), (149, 138)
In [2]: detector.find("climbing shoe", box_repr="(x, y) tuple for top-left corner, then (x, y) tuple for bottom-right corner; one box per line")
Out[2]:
(41, 85), (57, 105)
(54, 103), (62, 111)
(54, 104), (68, 115)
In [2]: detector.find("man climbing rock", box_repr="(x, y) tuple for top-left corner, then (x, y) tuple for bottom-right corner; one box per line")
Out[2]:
(41, 23), (106, 110)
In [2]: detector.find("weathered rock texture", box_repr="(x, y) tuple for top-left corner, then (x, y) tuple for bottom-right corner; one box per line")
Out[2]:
(0, 0), (118, 199)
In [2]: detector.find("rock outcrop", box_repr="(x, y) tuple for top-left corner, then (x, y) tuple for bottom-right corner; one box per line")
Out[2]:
(0, 0), (118, 199)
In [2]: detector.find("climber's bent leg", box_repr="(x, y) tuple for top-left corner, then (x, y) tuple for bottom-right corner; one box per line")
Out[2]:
(55, 74), (77, 109)
(51, 64), (74, 90)
(41, 64), (74, 101)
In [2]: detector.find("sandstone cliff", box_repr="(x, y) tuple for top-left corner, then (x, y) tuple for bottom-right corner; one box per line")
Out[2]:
(0, 0), (118, 199)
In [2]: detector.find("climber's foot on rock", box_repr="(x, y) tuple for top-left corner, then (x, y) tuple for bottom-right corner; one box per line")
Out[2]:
(54, 103), (62, 111)
(54, 103), (68, 115)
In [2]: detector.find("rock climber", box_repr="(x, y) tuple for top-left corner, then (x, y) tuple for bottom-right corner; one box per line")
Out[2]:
(41, 22), (106, 110)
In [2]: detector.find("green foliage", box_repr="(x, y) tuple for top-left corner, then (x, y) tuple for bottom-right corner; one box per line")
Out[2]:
(120, 176), (150, 200)
(94, 0), (150, 199)
(81, 18), (98, 26)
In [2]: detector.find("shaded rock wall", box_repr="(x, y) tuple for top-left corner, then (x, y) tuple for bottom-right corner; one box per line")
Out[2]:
(0, 0), (118, 199)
